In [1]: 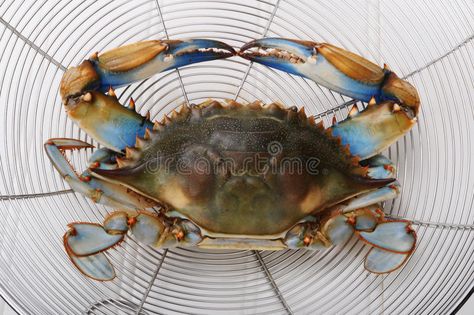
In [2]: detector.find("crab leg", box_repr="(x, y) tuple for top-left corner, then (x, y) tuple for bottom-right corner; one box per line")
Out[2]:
(285, 156), (413, 274)
(285, 205), (416, 273)
(340, 154), (400, 212)
(63, 211), (202, 280)
(44, 138), (154, 210)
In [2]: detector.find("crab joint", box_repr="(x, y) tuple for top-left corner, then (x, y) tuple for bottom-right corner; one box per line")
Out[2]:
(172, 227), (185, 241)
(127, 216), (137, 227)
(91, 189), (103, 203)
(346, 216), (356, 226)
(83, 92), (92, 102)
(80, 175), (91, 182)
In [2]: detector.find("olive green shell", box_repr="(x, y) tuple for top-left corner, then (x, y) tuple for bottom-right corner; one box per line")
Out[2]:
(93, 100), (389, 236)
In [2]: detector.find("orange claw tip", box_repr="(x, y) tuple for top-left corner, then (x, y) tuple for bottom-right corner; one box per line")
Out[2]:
(129, 97), (136, 109)
(90, 51), (99, 60)
(381, 72), (420, 116)
(108, 86), (116, 97)
(303, 235), (312, 246)
(368, 96), (377, 106)
(348, 105), (358, 117)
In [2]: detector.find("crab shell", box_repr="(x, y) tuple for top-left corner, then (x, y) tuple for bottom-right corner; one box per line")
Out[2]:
(92, 100), (393, 242)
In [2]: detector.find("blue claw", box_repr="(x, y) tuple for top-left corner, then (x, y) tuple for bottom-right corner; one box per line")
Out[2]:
(365, 247), (410, 274)
(332, 101), (416, 159)
(240, 38), (384, 102)
(93, 39), (235, 90)
(44, 139), (93, 178)
(164, 39), (236, 70)
(240, 38), (420, 114)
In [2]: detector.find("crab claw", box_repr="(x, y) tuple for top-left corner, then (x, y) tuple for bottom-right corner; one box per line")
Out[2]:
(91, 38), (235, 90)
(60, 39), (235, 101)
(240, 38), (419, 115)
(162, 39), (236, 69)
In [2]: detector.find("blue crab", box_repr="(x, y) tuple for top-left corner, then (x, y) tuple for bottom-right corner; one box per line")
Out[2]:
(45, 38), (419, 281)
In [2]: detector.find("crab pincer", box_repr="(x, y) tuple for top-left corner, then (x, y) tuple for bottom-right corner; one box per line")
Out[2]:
(61, 38), (235, 98)
(239, 38), (419, 114)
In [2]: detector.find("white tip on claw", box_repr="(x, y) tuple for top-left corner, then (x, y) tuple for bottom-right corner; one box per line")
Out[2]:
(368, 96), (377, 106)
(348, 105), (359, 117)
(82, 93), (92, 102)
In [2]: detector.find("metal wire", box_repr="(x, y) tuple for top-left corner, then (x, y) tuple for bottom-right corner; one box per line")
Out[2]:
(0, 0), (473, 314)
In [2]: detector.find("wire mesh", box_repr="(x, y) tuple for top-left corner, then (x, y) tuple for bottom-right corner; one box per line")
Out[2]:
(0, 0), (473, 314)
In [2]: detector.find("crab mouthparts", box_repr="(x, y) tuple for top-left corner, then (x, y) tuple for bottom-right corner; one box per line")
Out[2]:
(239, 46), (307, 64)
